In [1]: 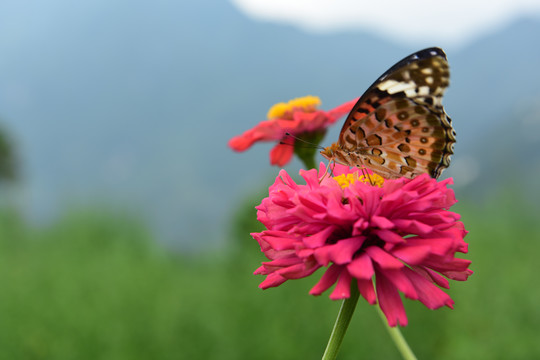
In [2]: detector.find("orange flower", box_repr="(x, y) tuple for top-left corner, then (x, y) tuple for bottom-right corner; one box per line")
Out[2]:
(229, 96), (356, 166)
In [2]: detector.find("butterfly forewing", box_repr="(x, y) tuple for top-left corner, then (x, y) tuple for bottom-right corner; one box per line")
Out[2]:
(332, 47), (455, 179)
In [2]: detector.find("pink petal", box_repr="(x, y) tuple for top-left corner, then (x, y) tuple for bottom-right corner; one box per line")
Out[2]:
(260, 257), (301, 269)
(323, 196), (360, 225)
(330, 163), (353, 177)
(297, 193), (327, 213)
(299, 168), (323, 189)
(410, 211), (459, 226)
(228, 134), (254, 151)
(357, 278), (377, 304)
(275, 117), (301, 129)
(270, 141), (294, 166)
(347, 253), (375, 280)
(253, 265), (267, 275)
(403, 267), (454, 309)
(310, 264), (342, 296)
(376, 271), (408, 327)
(365, 246), (404, 269)
(296, 248), (314, 258)
(257, 233), (297, 251)
(371, 215), (395, 229)
(278, 262), (319, 279)
(374, 229), (405, 244)
(423, 256), (473, 276)
(392, 244), (432, 264)
(414, 266), (450, 289)
(303, 226), (337, 248)
(314, 237), (365, 266)
(291, 110), (317, 124)
(441, 268), (474, 281)
(228, 120), (282, 151)
(352, 218), (369, 236)
(393, 219), (434, 235)
(330, 270), (352, 300)
(258, 273), (287, 289)
(276, 169), (297, 188)
(377, 268), (418, 300)
(404, 236), (454, 256)
(327, 98), (359, 122)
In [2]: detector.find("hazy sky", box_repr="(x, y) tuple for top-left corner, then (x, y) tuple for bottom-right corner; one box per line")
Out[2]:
(231, 0), (540, 48)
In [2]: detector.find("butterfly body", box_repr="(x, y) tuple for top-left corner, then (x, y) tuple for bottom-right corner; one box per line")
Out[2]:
(321, 47), (456, 179)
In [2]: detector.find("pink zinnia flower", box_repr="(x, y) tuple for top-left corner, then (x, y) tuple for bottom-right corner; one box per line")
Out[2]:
(252, 164), (472, 327)
(228, 96), (356, 166)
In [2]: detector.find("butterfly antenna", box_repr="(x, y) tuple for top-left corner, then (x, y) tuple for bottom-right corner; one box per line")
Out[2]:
(284, 132), (325, 150)
(279, 141), (321, 149)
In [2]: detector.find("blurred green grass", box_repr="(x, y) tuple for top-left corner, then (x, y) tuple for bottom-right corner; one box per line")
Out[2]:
(0, 193), (538, 359)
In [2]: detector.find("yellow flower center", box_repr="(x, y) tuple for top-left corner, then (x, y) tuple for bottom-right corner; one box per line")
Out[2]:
(333, 171), (385, 188)
(267, 95), (321, 120)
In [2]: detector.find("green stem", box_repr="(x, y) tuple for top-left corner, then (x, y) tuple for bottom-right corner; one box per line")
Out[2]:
(376, 306), (418, 360)
(293, 129), (326, 170)
(321, 284), (360, 360)
(299, 156), (317, 170)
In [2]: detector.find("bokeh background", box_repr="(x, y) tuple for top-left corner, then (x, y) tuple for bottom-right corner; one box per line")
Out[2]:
(0, 0), (539, 358)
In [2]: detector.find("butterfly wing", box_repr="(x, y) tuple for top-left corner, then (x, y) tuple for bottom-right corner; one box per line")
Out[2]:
(337, 47), (455, 179)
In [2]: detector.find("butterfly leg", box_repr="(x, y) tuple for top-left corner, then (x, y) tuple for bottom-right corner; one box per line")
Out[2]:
(360, 167), (376, 186)
(318, 160), (335, 184)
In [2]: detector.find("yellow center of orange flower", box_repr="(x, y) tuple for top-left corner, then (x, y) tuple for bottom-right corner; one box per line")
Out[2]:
(267, 95), (321, 120)
(333, 172), (384, 188)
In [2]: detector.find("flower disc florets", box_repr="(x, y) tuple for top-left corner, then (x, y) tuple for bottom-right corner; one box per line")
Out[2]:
(252, 163), (472, 326)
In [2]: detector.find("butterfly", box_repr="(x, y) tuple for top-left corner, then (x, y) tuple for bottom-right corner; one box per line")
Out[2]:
(321, 47), (456, 179)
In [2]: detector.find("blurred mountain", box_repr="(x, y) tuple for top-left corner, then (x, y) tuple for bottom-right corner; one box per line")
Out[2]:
(0, 0), (539, 248)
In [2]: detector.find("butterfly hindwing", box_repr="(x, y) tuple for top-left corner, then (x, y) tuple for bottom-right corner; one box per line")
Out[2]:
(353, 99), (455, 178)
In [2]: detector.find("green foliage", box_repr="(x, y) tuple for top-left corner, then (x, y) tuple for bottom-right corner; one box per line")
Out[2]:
(0, 193), (539, 359)
(0, 125), (17, 182)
